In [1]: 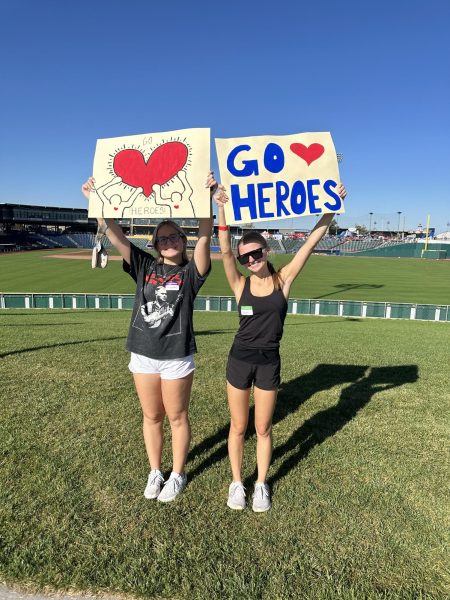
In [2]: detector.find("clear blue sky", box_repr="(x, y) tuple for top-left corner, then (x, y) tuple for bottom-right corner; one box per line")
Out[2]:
(1, 0), (449, 232)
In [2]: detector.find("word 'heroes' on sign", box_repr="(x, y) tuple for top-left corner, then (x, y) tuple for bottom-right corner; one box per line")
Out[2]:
(227, 143), (341, 221)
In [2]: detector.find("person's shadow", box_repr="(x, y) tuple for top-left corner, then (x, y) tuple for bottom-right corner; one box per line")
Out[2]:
(265, 364), (418, 487)
(188, 363), (419, 483)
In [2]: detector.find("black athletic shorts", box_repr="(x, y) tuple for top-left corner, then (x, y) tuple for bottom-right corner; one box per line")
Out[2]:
(226, 345), (281, 391)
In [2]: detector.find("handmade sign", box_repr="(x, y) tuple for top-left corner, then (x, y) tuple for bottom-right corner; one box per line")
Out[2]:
(89, 128), (210, 218)
(215, 131), (344, 225)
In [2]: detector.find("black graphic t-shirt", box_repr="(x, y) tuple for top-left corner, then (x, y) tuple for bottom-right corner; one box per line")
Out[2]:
(123, 244), (210, 360)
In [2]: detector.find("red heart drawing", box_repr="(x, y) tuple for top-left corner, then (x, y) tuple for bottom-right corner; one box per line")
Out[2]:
(174, 205), (180, 209)
(113, 141), (188, 197)
(290, 143), (325, 166)
(113, 207), (118, 211)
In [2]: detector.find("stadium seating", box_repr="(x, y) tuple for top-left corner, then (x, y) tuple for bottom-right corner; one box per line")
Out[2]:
(282, 239), (305, 253)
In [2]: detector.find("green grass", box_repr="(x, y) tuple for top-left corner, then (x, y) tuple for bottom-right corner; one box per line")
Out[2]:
(1, 310), (449, 599)
(1, 249), (450, 304)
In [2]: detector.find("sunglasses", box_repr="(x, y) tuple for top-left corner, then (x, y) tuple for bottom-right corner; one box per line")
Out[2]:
(156, 233), (183, 245)
(237, 248), (264, 265)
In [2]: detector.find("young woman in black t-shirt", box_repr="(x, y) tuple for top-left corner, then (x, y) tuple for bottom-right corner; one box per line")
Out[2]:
(216, 183), (347, 512)
(82, 172), (217, 503)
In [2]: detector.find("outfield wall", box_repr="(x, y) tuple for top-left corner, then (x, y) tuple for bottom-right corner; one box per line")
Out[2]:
(1, 293), (449, 322)
(344, 242), (449, 258)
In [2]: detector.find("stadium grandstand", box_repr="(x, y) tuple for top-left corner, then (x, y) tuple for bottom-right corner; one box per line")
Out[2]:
(1, 203), (449, 259)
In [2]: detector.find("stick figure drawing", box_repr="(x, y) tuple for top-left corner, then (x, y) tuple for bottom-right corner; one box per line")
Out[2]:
(153, 170), (196, 218)
(94, 176), (143, 217)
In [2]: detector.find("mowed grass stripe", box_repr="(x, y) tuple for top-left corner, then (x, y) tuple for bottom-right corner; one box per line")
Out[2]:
(1, 248), (450, 303)
(0, 310), (449, 598)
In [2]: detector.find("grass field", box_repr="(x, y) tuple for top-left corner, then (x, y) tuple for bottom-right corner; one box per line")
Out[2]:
(1, 309), (449, 599)
(1, 248), (450, 304)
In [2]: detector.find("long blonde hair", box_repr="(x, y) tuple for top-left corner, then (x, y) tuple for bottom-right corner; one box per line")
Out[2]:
(151, 220), (188, 265)
(238, 232), (282, 290)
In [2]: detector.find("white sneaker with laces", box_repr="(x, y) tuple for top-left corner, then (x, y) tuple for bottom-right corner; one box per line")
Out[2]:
(144, 469), (164, 499)
(252, 482), (271, 512)
(227, 482), (246, 510)
(157, 472), (187, 503)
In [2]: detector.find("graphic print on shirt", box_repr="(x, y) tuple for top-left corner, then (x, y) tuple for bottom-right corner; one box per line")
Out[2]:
(140, 285), (175, 328)
(131, 269), (184, 335)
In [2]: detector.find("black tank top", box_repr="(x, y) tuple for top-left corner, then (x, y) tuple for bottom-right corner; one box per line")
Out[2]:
(234, 277), (288, 351)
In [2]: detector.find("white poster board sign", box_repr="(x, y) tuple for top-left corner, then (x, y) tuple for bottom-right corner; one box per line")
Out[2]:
(89, 128), (210, 219)
(215, 131), (344, 225)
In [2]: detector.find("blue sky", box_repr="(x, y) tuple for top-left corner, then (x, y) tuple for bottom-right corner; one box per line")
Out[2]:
(1, 0), (449, 232)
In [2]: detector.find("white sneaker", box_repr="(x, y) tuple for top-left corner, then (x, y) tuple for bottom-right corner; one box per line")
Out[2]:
(252, 482), (271, 512)
(227, 482), (246, 510)
(157, 472), (187, 503)
(144, 469), (164, 499)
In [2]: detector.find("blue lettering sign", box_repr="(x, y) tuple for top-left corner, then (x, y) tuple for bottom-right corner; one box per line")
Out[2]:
(227, 145), (259, 177)
(230, 183), (258, 221)
(257, 183), (274, 219)
(275, 181), (290, 217)
(290, 181), (307, 215)
(263, 143), (284, 174)
(323, 180), (342, 211)
(307, 179), (321, 214)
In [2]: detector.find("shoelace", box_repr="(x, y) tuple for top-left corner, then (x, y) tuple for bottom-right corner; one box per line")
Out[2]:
(149, 472), (163, 486)
(255, 484), (269, 499)
(165, 476), (183, 492)
(230, 484), (245, 498)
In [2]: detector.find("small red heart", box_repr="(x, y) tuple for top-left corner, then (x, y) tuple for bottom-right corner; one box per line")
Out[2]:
(113, 141), (188, 197)
(114, 207), (118, 211)
(290, 143), (325, 166)
(174, 205), (180, 209)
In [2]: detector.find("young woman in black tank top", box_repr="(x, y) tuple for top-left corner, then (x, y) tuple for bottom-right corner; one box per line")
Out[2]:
(215, 183), (347, 512)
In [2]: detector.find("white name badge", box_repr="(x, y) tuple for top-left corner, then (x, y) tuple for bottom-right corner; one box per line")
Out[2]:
(165, 283), (179, 291)
(241, 305), (254, 316)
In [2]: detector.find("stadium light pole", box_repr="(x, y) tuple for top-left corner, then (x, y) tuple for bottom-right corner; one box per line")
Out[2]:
(397, 211), (402, 239)
(369, 212), (373, 236)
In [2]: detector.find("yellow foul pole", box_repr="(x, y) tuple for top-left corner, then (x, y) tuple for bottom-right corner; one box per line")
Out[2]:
(424, 214), (431, 250)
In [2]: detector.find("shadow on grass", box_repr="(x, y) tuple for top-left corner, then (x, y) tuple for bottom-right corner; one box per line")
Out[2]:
(195, 329), (236, 336)
(0, 323), (85, 327)
(314, 283), (384, 299)
(266, 364), (418, 487)
(0, 310), (97, 316)
(284, 318), (362, 326)
(188, 363), (418, 487)
(0, 336), (126, 358)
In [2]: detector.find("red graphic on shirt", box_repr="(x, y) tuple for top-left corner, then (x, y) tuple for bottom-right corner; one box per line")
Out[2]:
(113, 142), (189, 197)
(145, 273), (183, 287)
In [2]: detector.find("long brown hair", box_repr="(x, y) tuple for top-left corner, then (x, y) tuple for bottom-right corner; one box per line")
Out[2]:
(152, 220), (188, 265)
(238, 231), (282, 290)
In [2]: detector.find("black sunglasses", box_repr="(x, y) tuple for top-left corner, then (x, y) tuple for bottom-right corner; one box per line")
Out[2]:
(237, 248), (264, 265)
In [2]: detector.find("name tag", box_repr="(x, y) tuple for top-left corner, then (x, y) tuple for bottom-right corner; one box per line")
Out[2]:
(241, 305), (253, 316)
(165, 283), (179, 291)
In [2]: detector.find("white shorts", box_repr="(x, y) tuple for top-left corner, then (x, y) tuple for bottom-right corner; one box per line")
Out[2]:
(128, 352), (195, 379)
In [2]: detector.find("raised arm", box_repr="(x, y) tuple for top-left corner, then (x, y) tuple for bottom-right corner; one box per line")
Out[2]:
(81, 177), (131, 264)
(193, 171), (216, 276)
(215, 186), (245, 299)
(279, 183), (347, 297)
